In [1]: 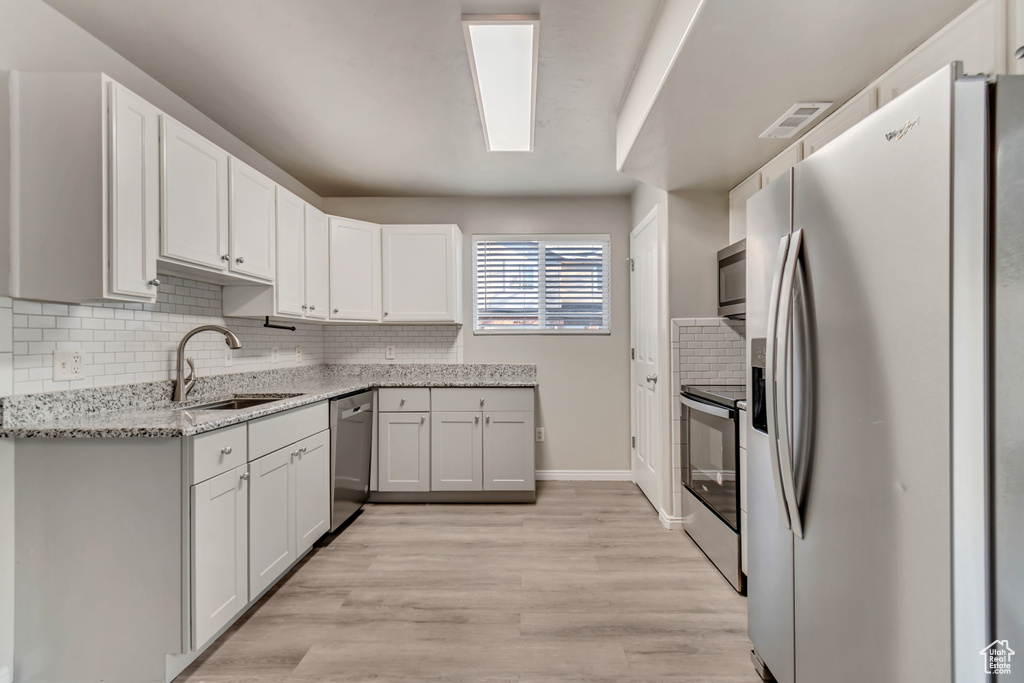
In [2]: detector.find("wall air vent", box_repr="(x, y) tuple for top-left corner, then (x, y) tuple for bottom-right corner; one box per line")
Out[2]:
(759, 102), (833, 139)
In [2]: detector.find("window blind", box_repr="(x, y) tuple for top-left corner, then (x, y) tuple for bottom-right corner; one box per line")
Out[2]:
(473, 235), (610, 333)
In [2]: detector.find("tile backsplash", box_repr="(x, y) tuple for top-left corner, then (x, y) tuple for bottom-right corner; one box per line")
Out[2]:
(5, 274), (462, 396)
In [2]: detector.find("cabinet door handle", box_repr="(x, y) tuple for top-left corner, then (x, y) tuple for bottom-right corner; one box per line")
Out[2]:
(221, 446), (232, 455)
(384, 311), (389, 317)
(221, 254), (230, 262)
(302, 305), (308, 311)
(485, 415), (490, 424)
(474, 415), (479, 423)
(240, 471), (249, 481)
(400, 398), (406, 405)
(148, 278), (160, 288)
(291, 450), (298, 458)
(300, 446), (307, 454)
(420, 416), (426, 424)
(333, 308), (339, 314)
(309, 305), (316, 311)
(235, 256), (245, 264)
(480, 398), (485, 406)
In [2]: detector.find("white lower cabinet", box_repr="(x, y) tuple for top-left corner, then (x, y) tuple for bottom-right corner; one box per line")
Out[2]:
(431, 412), (483, 491)
(378, 412), (431, 491)
(248, 446), (295, 599)
(483, 411), (535, 491)
(191, 463), (248, 649)
(249, 429), (331, 598)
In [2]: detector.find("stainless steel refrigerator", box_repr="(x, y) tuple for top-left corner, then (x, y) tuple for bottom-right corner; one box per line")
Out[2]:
(746, 63), (1016, 683)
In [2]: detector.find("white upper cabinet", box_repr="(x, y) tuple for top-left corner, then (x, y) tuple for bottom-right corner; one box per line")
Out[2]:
(381, 224), (463, 323)
(275, 188), (307, 318)
(109, 82), (161, 300)
(1011, 0), (1024, 74)
(876, 0), (1005, 106)
(161, 116), (230, 272)
(760, 144), (802, 188)
(10, 73), (161, 304)
(304, 205), (330, 320)
(228, 158), (276, 281)
(728, 172), (762, 244)
(800, 90), (876, 158)
(329, 217), (382, 321)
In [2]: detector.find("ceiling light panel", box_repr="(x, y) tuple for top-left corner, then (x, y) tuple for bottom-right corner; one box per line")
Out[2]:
(463, 14), (540, 152)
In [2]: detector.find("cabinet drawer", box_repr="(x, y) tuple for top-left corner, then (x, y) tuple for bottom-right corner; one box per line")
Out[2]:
(431, 388), (534, 413)
(190, 423), (247, 484)
(378, 387), (430, 412)
(248, 401), (329, 460)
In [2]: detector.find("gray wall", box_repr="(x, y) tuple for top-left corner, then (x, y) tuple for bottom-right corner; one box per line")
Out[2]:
(667, 190), (729, 319)
(324, 196), (633, 474)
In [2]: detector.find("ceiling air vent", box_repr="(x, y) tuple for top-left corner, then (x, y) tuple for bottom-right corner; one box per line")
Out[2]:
(759, 102), (833, 139)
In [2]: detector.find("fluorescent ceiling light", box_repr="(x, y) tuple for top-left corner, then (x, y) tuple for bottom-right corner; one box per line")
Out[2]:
(463, 14), (539, 152)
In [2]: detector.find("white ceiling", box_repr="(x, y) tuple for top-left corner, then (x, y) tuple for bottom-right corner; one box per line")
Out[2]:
(620, 0), (977, 191)
(43, 0), (660, 198)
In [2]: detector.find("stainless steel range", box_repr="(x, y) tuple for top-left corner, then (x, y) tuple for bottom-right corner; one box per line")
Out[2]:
(680, 384), (745, 592)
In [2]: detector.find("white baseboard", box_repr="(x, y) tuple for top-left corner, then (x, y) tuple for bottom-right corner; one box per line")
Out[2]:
(659, 510), (683, 530)
(536, 469), (633, 481)
(0, 665), (11, 683)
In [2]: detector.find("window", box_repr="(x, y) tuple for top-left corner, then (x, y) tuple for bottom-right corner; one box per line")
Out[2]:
(473, 235), (610, 334)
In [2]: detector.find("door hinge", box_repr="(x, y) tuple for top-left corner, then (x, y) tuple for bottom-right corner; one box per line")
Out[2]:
(631, 347), (636, 360)
(629, 258), (634, 272)
(631, 436), (636, 448)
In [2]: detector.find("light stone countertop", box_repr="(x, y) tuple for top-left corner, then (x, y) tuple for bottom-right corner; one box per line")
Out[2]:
(0, 364), (536, 439)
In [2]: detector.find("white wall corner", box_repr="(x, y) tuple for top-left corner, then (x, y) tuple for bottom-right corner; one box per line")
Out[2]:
(658, 509), (683, 530)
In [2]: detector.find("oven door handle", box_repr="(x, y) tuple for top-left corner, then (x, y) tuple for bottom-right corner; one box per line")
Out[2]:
(680, 395), (734, 420)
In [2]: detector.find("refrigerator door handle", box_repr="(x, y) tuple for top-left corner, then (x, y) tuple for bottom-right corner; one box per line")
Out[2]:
(776, 228), (805, 539)
(765, 233), (793, 530)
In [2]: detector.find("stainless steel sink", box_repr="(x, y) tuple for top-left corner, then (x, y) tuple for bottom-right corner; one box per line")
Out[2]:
(182, 394), (302, 411)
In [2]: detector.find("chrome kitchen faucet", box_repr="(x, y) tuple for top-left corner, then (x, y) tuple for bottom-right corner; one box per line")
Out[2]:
(173, 325), (242, 402)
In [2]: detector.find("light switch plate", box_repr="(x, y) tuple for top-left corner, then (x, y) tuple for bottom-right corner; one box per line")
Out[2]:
(385, 345), (396, 360)
(53, 350), (84, 381)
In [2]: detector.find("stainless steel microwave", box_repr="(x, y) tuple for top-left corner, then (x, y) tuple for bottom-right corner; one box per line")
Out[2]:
(717, 239), (746, 318)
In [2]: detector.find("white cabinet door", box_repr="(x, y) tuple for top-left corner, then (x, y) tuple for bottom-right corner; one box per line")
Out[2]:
(378, 412), (430, 492)
(381, 224), (461, 323)
(248, 447), (294, 599)
(108, 82), (160, 300)
(483, 411), (535, 491)
(728, 172), (761, 244)
(191, 464), (248, 649)
(431, 412), (483, 491)
(161, 116), (229, 271)
(304, 204), (330, 320)
(228, 158), (276, 281)
(275, 187), (306, 318)
(329, 217), (382, 321)
(801, 90), (876, 158)
(760, 144), (802, 188)
(294, 430), (330, 554)
(876, 0), (1004, 106)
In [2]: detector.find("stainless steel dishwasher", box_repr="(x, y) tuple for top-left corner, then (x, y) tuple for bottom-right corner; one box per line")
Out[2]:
(329, 390), (374, 531)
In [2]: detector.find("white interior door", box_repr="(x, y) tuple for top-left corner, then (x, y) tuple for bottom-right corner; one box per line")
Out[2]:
(630, 211), (661, 510)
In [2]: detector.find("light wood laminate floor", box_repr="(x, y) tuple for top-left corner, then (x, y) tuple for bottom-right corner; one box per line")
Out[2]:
(177, 481), (760, 682)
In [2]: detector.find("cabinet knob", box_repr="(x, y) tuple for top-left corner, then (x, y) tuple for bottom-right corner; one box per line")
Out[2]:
(221, 254), (230, 262)
(240, 471), (249, 481)
(384, 311), (389, 317)
(221, 446), (232, 455)
(333, 308), (339, 314)
(236, 256), (245, 264)
(485, 415), (490, 423)
(148, 278), (160, 288)
(420, 416), (426, 423)
(400, 398), (406, 405)
(480, 398), (484, 406)
(309, 305), (316, 311)
(300, 446), (307, 454)
(291, 449), (298, 458)
(301, 305), (308, 311)
(474, 415), (479, 423)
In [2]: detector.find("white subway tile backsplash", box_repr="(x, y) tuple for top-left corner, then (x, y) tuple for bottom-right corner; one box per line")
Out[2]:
(7, 274), (463, 395)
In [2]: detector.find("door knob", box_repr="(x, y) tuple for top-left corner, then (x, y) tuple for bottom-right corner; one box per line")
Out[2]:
(646, 374), (658, 383)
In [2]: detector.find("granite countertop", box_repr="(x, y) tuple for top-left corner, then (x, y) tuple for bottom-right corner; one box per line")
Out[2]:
(0, 364), (537, 439)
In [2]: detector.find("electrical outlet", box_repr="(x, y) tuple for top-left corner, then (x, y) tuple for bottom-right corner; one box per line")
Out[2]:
(535, 427), (545, 442)
(224, 347), (233, 367)
(385, 345), (396, 360)
(53, 350), (84, 381)
(294, 346), (302, 363)
(271, 347), (279, 364)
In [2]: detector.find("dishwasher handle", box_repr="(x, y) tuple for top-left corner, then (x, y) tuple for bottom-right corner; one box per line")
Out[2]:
(680, 394), (735, 420)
